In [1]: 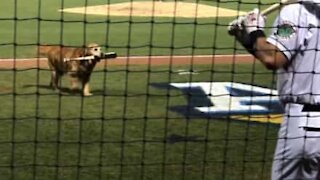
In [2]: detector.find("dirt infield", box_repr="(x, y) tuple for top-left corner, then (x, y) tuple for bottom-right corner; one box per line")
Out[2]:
(61, 2), (246, 18)
(0, 55), (254, 69)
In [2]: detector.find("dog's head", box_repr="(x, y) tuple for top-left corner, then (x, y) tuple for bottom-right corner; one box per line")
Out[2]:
(86, 43), (102, 58)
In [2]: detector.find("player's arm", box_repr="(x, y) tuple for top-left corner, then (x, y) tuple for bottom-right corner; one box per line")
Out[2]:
(253, 37), (288, 70)
(228, 9), (288, 70)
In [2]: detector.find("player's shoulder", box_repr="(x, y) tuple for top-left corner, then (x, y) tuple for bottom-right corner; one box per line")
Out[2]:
(280, 2), (317, 16)
(277, 3), (313, 24)
(280, 3), (304, 15)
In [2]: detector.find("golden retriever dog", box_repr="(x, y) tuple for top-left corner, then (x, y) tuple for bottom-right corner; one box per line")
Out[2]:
(38, 43), (102, 96)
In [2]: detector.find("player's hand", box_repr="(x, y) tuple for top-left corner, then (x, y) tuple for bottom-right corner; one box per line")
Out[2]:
(228, 8), (266, 36)
(228, 16), (245, 36)
(243, 8), (266, 34)
(228, 16), (251, 47)
(227, 8), (266, 54)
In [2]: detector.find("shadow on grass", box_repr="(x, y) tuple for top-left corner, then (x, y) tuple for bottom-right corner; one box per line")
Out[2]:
(23, 84), (82, 96)
(165, 134), (204, 144)
(22, 84), (125, 96)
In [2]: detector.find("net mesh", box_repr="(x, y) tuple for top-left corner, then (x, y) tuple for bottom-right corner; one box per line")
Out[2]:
(0, 0), (280, 179)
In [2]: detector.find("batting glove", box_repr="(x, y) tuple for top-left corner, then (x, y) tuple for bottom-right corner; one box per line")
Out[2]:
(228, 16), (245, 36)
(228, 16), (251, 46)
(243, 8), (266, 34)
(228, 15), (252, 50)
(227, 8), (266, 55)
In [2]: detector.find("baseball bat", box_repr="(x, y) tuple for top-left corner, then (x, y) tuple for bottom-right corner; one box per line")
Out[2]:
(101, 52), (117, 59)
(228, 0), (299, 36)
(261, 0), (299, 15)
(64, 52), (117, 62)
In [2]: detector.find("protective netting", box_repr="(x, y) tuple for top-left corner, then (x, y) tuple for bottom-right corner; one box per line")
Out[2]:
(0, 0), (280, 179)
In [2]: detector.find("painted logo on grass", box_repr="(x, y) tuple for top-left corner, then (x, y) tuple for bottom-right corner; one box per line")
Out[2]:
(152, 82), (284, 124)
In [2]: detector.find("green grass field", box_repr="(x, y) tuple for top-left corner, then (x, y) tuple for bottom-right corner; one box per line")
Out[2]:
(0, 0), (279, 58)
(0, 64), (279, 179)
(0, 0), (282, 179)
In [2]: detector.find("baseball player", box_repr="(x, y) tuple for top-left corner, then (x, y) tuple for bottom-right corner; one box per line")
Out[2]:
(228, 0), (320, 179)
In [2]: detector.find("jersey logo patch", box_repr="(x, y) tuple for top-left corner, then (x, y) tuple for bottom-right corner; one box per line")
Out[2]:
(276, 21), (296, 39)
